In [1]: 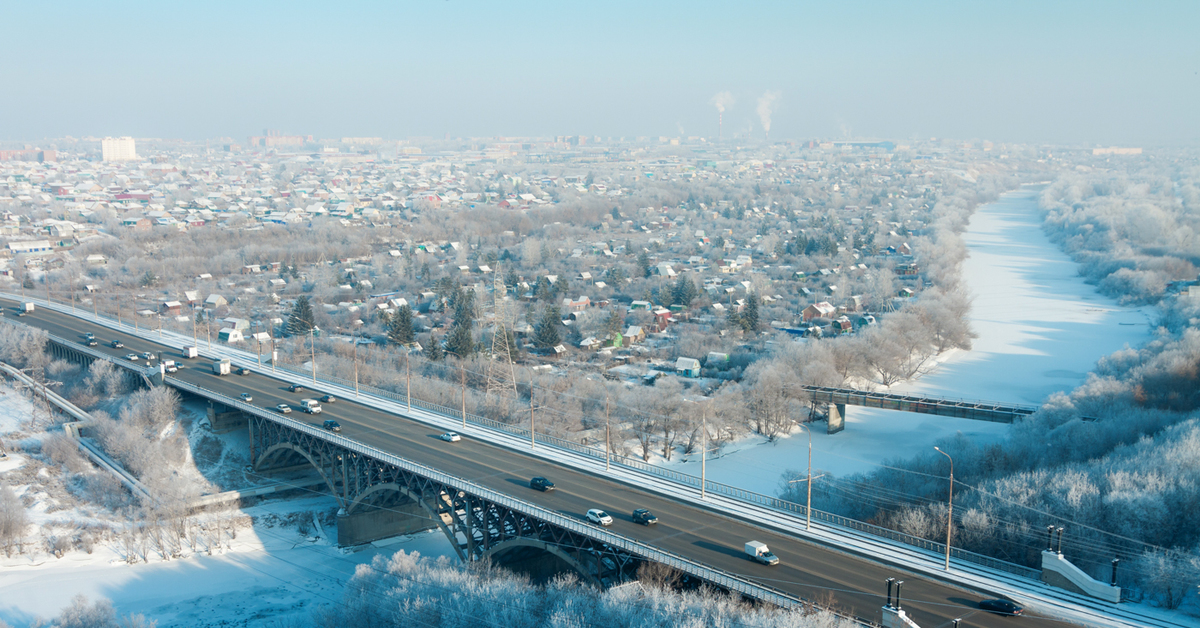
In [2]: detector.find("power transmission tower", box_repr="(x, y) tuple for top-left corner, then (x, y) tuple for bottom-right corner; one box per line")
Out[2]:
(485, 267), (519, 407)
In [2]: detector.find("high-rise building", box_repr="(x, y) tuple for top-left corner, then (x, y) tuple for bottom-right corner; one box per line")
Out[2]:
(101, 136), (137, 161)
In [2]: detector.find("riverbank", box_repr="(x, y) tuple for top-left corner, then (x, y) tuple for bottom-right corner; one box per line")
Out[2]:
(664, 188), (1151, 491)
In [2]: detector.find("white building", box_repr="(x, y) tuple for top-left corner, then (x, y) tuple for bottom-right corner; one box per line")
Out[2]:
(101, 137), (137, 162)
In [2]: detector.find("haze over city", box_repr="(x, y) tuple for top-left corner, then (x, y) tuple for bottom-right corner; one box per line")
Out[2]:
(3, 1), (1198, 144)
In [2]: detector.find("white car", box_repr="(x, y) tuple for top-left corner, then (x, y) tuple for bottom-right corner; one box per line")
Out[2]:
(240, 393), (253, 402)
(140, 351), (154, 360)
(585, 509), (613, 527)
(440, 432), (461, 442)
(125, 353), (140, 361)
(275, 404), (291, 414)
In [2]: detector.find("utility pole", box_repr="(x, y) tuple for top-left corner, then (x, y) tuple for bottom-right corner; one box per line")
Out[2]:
(353, 338), (359, 398)
(605, 396), (611, 471)
(460, 360), (467, 429)
(935, 446), (954, 570)
(310, 327), (317, 384)
(701, 409), (707, 500)
(405, 350), (412, 411)
(529, 378), (536, 449)
(270, 332), (276, 373)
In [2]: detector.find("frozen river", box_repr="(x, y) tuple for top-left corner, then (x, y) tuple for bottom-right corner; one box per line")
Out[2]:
(668, 187), (1151, 489)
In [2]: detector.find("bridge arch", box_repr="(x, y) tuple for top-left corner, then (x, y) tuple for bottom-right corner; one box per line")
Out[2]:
(482, 537), (603, 587)
(254, 442), (340, 508)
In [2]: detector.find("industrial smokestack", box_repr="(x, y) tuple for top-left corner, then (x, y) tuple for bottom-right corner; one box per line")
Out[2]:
(710, 91), (735, 141)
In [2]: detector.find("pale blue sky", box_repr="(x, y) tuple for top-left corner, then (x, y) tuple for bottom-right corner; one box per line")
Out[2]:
(3, 1), (1197, 145)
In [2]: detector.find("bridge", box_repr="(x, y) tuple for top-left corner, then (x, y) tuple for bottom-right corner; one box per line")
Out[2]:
(799, 385), (1040, 433)
(0, 294), (1175, 628)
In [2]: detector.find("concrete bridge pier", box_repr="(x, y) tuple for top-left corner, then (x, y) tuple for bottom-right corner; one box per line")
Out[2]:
(337, 500), (437, 546)
(827, 403), (846, 434)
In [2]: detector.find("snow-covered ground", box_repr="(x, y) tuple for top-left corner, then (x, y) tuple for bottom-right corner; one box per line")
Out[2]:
(0, 494), (456, 626)
(664, 188), (1152, 492)
(0, 378), (459, 626)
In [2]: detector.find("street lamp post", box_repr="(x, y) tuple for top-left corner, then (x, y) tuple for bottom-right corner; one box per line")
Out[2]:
(701, 410), (707, 499)
(604, 396), (611, 472)
(935, 446), (954, 570)
(353, 338), (359, 398)
(405, 350), (411, 411)
(786, 423), (818, 531)
(309, 327), (317, 384)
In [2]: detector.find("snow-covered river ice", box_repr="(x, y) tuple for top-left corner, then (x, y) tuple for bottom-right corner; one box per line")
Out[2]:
(666, 186), (1152, 491)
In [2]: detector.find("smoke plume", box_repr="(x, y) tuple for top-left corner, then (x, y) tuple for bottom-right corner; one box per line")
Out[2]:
(710, 91), (735, 113)
(756, 90), (781, 134)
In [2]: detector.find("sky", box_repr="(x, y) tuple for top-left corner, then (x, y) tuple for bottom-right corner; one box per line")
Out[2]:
(3, 0), (1198, 146)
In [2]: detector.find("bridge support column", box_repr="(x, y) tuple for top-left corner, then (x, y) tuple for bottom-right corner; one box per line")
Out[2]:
(207, 403), (247, 434)
(827, 403), (846, 434)
(337, 501), (437, 546)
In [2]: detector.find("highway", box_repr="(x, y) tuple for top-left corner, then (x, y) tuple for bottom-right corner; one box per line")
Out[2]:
(0, 297), (1113, 628)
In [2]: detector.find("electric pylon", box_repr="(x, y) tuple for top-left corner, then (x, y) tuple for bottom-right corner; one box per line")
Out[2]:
(484, 267), (519, 407)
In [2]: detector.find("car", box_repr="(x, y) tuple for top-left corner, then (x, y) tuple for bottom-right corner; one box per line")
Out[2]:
(85, 333), (94, 340)
(287, 384), (304, 393)
(125, 353), (140, 361)
(440, 431), (461, 442)
(978, 599), (1024, 616)
(16, 311), (25, 317)
(240, 393), (253, 402)
(322, 419), (342, 432)
(275, 403), (291, 413)
(111, 340), (124, 348)
(320, 394), (336, 403)
(530, 477), (555, 492)
(141, 351), (154, 360)
(632, 508), (658, 525)
(235, 367), (250, 375)
(585, 509), (614, 526)
(84, 339), (97, 347)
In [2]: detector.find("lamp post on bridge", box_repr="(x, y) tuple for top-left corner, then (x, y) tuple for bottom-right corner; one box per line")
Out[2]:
(935, 446), (954, 571)
(787, 422), (822, 531)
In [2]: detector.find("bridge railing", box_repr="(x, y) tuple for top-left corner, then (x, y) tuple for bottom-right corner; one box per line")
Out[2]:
(164, 376), (874, 623)
(8, 295), (1041, 581)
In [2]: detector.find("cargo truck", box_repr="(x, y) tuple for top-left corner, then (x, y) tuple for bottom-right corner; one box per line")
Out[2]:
(182, 346), (199, 359)
(212, 358), (231, 376)
(745, 541), (779, 566)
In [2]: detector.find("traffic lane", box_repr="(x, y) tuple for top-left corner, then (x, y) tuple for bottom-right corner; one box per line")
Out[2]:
(329, 413), (1038, 628)
(7, 302), (1048, 627)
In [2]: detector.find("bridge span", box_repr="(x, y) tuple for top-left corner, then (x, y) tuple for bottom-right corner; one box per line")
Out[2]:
(0, 294), (1169, 628)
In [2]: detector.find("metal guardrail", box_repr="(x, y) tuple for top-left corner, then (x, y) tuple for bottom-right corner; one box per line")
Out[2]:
(164, 376), (867, 621)
(10, 294), (1042, 581)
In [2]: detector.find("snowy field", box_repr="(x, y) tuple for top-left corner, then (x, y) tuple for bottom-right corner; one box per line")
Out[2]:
(664, 188), (1152, 491)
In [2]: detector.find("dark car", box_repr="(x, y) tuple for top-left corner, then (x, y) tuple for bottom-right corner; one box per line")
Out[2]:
(235, 367), (251, 375)
(632, 508), (658, 525)
(322, 419), (342, 432)
(84, 339), (98, 347)
(530, 477), (555, 492)
(110, 340), (124, 348)
(320, 394), (336, 403)
(288, 384), (304, 393)
(979, 599), (1023, 616)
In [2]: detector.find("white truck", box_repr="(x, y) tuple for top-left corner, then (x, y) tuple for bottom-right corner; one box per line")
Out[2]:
(182, 346), (199, 359)
(745, 541), (779, 566)
(299, 399), (322, 414)
(162, 360), (178, 373)
(212, 358), (231, 376)
(20, 302), (34, 315)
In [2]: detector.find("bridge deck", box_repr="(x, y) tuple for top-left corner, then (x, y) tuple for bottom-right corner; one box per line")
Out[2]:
(801, 385), (1038, 423)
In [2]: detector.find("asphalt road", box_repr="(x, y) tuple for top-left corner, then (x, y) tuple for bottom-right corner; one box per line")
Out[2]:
(3, 298), (1063, 628)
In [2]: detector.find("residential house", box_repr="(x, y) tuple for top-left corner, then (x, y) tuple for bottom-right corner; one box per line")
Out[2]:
(218, 328), (244, 343)
(160, 301), (182, 316)
(675, 357), (701, 378)
(622, 325), (645, 345)
(802, 301), (837, 322)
